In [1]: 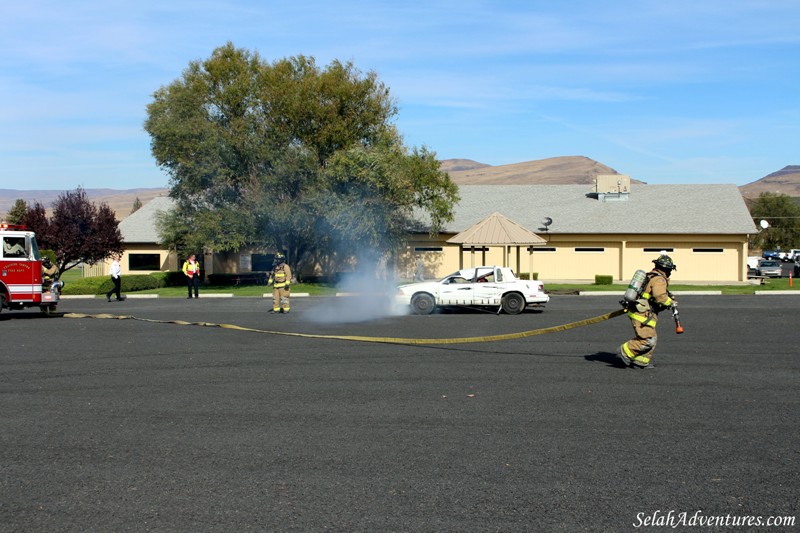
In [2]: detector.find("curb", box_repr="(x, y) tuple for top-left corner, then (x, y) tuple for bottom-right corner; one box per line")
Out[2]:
(754, 290), (800, 295)
(577, 290), (723, 296)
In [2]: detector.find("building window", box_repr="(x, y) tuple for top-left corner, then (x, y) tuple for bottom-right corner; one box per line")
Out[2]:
(128, 253), (161, 271)
(415, 247), (443, 252)
(252, 254), (274, 271)
(693, 248), (724, 253)
(643, 248), (674, 253)
(575, 247), (605, 252)
(528, 247), (556, 252)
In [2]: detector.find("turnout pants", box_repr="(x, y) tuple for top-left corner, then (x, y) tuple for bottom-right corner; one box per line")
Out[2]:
(620, 312), (657, 367)
(273, 287), (290, 312)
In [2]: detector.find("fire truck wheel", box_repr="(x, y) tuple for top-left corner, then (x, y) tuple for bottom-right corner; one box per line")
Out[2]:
(0, 293), (4, 313)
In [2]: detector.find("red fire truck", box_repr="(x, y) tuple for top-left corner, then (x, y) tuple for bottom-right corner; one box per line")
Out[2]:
(1, 223), (62, 315)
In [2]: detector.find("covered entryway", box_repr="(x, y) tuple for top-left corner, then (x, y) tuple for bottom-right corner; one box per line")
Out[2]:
(446, 212), (547, 278)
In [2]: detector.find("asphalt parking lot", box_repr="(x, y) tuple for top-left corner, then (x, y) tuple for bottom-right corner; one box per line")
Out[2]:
(1, 294), (798, 532)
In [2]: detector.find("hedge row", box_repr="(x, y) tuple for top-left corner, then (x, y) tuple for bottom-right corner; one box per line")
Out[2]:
(61, 272), (186, 295)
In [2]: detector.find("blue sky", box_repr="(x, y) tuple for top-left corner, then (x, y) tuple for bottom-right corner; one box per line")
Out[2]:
(1, 1), (798, 190)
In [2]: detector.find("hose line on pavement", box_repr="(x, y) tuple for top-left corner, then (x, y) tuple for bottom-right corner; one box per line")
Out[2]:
(63, 309), (625, 345)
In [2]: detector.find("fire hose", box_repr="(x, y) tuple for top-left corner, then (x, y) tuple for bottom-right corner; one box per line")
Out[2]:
(63, 309), (627, 345)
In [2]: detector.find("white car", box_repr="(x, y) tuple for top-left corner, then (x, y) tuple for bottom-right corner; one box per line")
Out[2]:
(397, 266), (549, 315)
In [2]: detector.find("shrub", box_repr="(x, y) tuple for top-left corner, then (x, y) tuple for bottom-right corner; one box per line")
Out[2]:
(60, 273), (173, 295)
(150, 271), (186, 287)
(518, 272), (539, 280)
(594, 275), (613, 285)
(61, 276), (111, 295)
(208, 273), (239, 286)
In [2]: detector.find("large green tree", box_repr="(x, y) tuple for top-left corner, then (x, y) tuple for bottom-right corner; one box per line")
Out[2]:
(144, 42), (458, 275)
(749, 192), (800, 250)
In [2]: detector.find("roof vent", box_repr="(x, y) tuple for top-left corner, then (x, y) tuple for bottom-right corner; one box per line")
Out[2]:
(592, 174), (630, 202)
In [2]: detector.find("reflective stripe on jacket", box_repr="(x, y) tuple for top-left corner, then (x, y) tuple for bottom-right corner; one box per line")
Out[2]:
(182, 260), (200, 277)
(641, 270), (673, 311)
(271, 265), (291, 288)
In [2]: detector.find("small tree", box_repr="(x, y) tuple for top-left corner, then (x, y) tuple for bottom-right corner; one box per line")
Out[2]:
(20, 202), (51, 244)
(131, 197), (143, 213)
(22, 188), (124, 273)
(5, 199), (28, 224)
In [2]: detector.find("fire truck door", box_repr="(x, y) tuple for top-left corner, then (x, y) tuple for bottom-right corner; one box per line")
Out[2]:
(1, 236), (36, 302)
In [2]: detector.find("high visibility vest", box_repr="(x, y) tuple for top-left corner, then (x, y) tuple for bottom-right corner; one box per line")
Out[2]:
(183, 260), (199, 277)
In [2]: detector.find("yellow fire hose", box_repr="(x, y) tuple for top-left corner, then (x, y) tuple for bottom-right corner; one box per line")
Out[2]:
(64, 309), (625, 345)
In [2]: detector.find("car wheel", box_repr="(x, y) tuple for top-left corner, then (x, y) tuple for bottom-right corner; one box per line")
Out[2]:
(501, 292), (525, 315)
(410, 293), (435, 315)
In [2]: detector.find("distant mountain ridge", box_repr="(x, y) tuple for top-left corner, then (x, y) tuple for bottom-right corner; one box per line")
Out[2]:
(2, 158), (799, 220)
(738, 165), (800, 198)
(441, 155), (643, 185)
(0, 188), (169, 220)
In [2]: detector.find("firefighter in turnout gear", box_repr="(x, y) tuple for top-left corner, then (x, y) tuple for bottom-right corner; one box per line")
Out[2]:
(41, 257), (59, 291)
(268, 253), (292, 314)
(619, 254), (677, 368)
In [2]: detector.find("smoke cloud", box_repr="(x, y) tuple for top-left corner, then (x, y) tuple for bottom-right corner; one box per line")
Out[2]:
(303, 272), (409, 324)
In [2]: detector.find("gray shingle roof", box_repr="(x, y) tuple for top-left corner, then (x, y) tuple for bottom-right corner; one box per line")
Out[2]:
(444, 184), (756, 234)
(118, 196), (175, 243)
(120, 184), (757, 244)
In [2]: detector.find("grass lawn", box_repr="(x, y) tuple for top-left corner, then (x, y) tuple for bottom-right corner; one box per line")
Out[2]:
(59, 268), (85, 284)
(134, 282), (340, 298)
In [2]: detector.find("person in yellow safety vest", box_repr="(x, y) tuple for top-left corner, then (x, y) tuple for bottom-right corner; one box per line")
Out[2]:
(619, 254), (677, 369)
(182, 254), (201, 299)
(268, 253), (292, 314)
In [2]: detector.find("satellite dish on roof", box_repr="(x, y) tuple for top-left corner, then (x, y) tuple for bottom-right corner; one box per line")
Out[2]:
(541, 217), (552, 228)
(759, 219), (769, 230)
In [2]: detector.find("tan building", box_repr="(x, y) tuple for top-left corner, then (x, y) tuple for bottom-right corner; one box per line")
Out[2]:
(90, 196), (178, 277)
(403, 183), (757, 283)
(101, 196), (276, 278)
(108, 182), (757, 283)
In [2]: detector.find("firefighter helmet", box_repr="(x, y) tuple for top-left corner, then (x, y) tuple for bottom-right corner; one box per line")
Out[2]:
(653, 254), (677, 271)
(274, 253), (286, 264)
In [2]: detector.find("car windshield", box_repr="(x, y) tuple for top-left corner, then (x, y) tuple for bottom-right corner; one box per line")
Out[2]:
(759, 261), (779, 267)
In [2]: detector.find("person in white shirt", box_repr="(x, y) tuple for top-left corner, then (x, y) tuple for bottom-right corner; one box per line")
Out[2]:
(105, 255), (123, 302)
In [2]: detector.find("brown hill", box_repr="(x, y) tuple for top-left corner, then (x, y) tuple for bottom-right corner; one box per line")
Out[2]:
(439, 159), (490, 173)
(739, 166), (800, 198)
(442, 155), (640, 185)
(0, 188), (169, 221)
